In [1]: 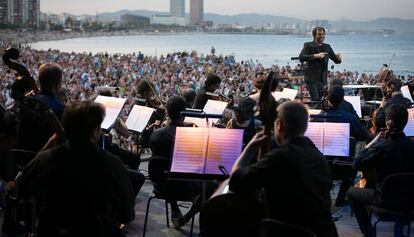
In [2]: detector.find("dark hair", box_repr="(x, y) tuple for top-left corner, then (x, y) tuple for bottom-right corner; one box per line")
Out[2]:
(385, 78), (403, 92)
(205, 74), (221, 89)
(327, 85), (344, 108)
(330, 78), (343, 87)
(373, 107), (387, 132)
(167, 96), (187, 122)
(312, 27), (326, 37)
(62, 101), (105, 144)
(236, 97), (256, 122)
(182, 89), (196, 108)
(137, 79), (153, 96)
(277, 101), (309, 137)
(385, 103), (408, 131)
(38, 63), (62, 93)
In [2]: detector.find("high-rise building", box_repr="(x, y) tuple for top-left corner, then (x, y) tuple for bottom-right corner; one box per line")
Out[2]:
(0, 0), (7, 24)
(0, 0), (39, 28)
(190, 0), (203, 26)
(170, 0), (185, 18)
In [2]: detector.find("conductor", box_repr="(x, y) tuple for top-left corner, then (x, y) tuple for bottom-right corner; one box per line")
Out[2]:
(299, 27), (342, 101)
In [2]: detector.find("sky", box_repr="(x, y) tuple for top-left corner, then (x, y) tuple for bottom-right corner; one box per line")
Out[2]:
(41, 0), (413, 21)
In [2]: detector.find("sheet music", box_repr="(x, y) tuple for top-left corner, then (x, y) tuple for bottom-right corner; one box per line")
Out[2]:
(344, 96), (362, 118)
(305, 122), (350, 157)
(401, 85), (414, 102)
(125, 105), (155, 133)
(171, 127), (208, 174)
(94, 95), (126, 130)
(204, 128), (243, 175)
(308, 109), (322, 116)
(403, 108), (414, 136)
(203, 99), (228, 124)
(323, 123), (350, 157)
(184, 117), (210, 128)
(343, 84), (381, 89)
(272, 88), (298, 101)
(305, 122), (325, 153)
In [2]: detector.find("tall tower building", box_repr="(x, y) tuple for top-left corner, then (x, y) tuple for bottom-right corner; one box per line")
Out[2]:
(190, 0), (203, 26)
(170, 0), (185, 18)
(0, 0), (7, 24)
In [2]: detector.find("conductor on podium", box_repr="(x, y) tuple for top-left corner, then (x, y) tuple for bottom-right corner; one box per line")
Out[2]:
(299, 27), (342, 101)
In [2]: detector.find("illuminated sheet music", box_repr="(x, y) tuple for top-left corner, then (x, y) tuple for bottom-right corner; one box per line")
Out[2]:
(203, 99), (228, 124)
(401, 86), (413, 102)
(304, 122), (324, 152)
(344, 96), (362, 118)
(125, 105), (155, 133)
(94, 95), (126, 130)
(171, 127), (208, 174)
(305, 122), (350, 157)
(170, 127), (243, 175)
(323, 123), (350, 157)
(205, 128), (243, 175)
(403, 108), (414, 137)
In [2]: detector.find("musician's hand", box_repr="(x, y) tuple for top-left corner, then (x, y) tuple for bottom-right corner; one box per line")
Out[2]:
(24, 90), (35, 97)
(246, 131), (268, 149)
(314, 52), (327, 59)
(336, 53), (342, 61)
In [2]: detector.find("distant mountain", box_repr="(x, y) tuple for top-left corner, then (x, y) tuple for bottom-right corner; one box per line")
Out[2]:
(332, 17), (414, 33)
(96, 10), (414, 33)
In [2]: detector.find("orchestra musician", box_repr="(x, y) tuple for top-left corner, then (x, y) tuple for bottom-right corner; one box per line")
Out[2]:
(192, 74), (222, 109)
(381, 78), (411, 110)
(347, 104), (414, 237)
(136, 79), (166, 148)
(19, 101), (136, 237)
(226, 97), (262, 148)
(16, 63), (65, 152)
(299, 27), (342, 101)
(149, 96), (217, 229)
(229, 101), (338, 237)
(318, 86), (370, 207)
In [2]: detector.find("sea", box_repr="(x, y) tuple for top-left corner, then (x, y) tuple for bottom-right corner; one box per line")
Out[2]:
(30, 33), (414, 76)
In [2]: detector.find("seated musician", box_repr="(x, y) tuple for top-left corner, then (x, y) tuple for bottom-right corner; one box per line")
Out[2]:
(320, 85), (370, 207)
(19, 101), (135, 237)
(330, 78), (359, 118)
(149, 96), (217, 229)
(229, 101), (338, 237)
(136, 79), (166, 148)
(381, 78), (411, 110)
(192, 74), (222, 109)
(17, 63), (65, 152)
(226, 97), (262, 147)
(347, 104), (414, 237)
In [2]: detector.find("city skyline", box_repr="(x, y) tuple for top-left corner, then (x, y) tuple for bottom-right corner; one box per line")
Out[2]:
(40, 0), (413, 21)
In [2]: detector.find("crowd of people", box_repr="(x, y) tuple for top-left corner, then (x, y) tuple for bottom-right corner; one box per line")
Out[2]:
(1, 29), (414, 237)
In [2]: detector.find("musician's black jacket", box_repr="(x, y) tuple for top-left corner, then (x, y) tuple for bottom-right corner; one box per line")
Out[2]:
(317, 107), (370, 143)
(299, 41), (341, 85)
(19, 142), (135, 237)
(229, 136), (338, 237)
(383, 94), (411, 110)
(193, 87), (213, 109)
(354, 131), (414, 190)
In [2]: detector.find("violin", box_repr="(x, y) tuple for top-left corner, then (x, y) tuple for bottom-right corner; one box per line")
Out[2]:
(206, 91), (231, 102)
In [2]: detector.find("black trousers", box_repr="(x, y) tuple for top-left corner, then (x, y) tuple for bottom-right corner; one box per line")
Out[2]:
(347, 187), (381, 236)
(306, 82), (324, 101)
